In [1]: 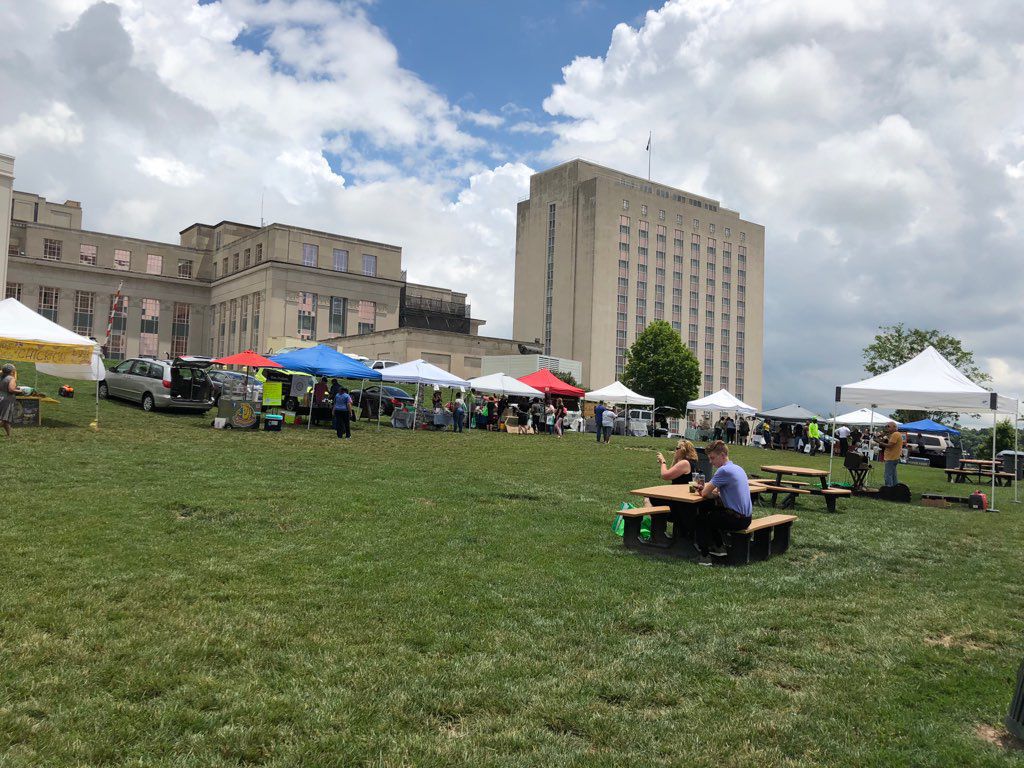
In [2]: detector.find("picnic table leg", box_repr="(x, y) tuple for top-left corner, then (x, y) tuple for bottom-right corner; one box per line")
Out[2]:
(622, 517), (643, 549)
(649, 515), (671, 546)
(824, 495), (838, 513)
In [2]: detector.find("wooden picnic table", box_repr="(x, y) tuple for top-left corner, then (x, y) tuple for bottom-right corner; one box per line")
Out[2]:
(760, 464), (831, 490)
(960, 458), (1001, 469)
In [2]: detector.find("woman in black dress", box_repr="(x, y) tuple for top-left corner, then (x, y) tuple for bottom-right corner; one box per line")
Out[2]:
(647, 439), (699, 544)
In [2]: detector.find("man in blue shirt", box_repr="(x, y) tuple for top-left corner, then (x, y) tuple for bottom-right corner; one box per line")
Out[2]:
(333, 386), (353, 439)
(695, 440), (752, 564)
(594, 401), (606, 443)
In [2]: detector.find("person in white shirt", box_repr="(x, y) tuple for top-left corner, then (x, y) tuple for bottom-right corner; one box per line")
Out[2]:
(836, 425), (852, 456)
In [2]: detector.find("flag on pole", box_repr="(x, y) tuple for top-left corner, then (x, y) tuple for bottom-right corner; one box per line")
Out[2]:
(646, 133), (651, 151)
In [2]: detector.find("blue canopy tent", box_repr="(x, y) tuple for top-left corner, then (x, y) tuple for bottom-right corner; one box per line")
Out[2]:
(898, 418), (960, 436)
(268, 345), (381, 429)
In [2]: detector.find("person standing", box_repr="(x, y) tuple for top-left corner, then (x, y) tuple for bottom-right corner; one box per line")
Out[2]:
(554, 398), (567, 437)
(881, 421), (903, 486)
(465, 389), (476, 429)
(725, 416), (736, 444)
(738, 417), (750, 446)
(1, 363), (19, 438)
(453, 394), (465, 433)
(333, 386), (353, 439)
(836, 424), (851, 456)
(694, 440), (752, 565)
(807, 418), (821, 456)
(601, 404), (617, 443)
(594, 401), (606, 443)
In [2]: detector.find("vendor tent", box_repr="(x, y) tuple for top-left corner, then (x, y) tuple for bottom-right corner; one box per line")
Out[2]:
(585, 380), (655, 406)
(0, 298), (94, 366)
(269, 345), (380, 380)
(898, 418), (959, 435)
(381, 359), (470, 429)
(833, 408), (898, 427)
(686, 388), (756, 414)
(517, 369), (584, 398)
(0, 298), (105, 428)
(834, 346), (1020, 509)
(757, 403), (819, 421)
(467, 372), (543, 397)
(381, 359), (469, 388)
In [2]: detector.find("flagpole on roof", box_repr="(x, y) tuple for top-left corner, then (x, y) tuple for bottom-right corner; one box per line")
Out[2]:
(646, 131), (652, 181)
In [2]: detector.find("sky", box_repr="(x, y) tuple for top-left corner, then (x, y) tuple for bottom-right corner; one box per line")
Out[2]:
(2, 0), (1024, 414)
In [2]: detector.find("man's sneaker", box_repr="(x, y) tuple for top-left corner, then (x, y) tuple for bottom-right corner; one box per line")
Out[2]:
(708, 544), (728, 557)
(697, 555), (713, 566)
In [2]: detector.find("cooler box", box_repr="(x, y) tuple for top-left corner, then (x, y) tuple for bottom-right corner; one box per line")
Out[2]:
(264, 413), (283, 432)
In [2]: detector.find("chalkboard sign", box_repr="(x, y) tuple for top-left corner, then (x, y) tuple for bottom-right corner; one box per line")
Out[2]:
(12, 397), (41, 428)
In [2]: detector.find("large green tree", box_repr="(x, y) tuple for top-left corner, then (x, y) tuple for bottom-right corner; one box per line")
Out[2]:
(862, 324), (991, 422)
(621, 320), (701, 411)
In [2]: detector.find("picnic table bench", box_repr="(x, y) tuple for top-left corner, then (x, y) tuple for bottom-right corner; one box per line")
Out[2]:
(759, 465), (850, 512)
(944, 468), (1015, 486)
(615, 484), (795, 565)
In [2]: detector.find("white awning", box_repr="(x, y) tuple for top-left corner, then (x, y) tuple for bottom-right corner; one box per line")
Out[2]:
(467, 372), (543, 397)
(686, 388), (757, 414)
(379, 359), (470, 388)
(584, 380), (654, 405)
(832, 408), (897, 426)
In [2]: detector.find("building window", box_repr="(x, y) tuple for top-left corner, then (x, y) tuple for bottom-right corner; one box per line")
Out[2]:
(5, 283), (22, 301)
(358, 300), (376, 335)
(232, 252), (240, 271)
(709, 223), (715, 235)
(42, 238), (62, 261)
(171, 303), (190, 357)
(464, 356), (482, 371)
(178, 259), (193, 279)
(222, 257), (228, 275)
(146, 254), (162, 275)
(240, 295), (249, 337)
(251, 292), (262, 349)
(80, 244), (97, 266)
(724, 227), (731, 237)
(255, 243), (263, 263)
(622, 199), (629, 211)
(333, 248), (348, 272)
(362, 253), (377, 277)
(107, 295), (128, 360)
(38, 287), (59, 322)
(330, 297), (346, 334)
(139, 298), (160, 357)
(641, 204), (648, 216)
(302, 243), (318, 268)
(694, 218), (700, 229)
(297, 292), (317, 339)
(114, 249), (131, 271)
(658, 210), (665, 221)
(229, 298), (238, 345)
(73, 291), (94, 336)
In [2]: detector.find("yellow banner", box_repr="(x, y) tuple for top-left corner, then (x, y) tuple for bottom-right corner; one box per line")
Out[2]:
(263, 381), (282, 406)
(0, 339), (93, 365)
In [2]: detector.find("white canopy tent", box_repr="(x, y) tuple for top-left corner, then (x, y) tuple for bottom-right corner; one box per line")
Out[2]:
(686, 388), (757, 414)
(381, 359), (471, 429)
(467, 372), (543, 398)
(833, 408), (898, 427)
(0, 298), (104, 427)
(834, 346), (1020, 508)
(585, 380), (654, 406)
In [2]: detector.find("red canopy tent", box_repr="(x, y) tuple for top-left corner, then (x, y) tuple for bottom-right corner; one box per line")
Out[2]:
(212, 350), (281, 400)
(517, 368), (584, 398)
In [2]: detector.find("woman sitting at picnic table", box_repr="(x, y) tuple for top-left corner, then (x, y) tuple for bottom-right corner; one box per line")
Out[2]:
(643, 439), (699, 543)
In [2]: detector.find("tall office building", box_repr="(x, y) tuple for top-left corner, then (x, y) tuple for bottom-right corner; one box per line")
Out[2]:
(513, 159), (764, 406)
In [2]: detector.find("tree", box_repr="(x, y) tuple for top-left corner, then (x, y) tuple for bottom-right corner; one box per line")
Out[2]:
(554, 370), (582, 390)
(862, 324), (991, 422)
(621, 320), (701, 412)
(976, 419), (1017, 460)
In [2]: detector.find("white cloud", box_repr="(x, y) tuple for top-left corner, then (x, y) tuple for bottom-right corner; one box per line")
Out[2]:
(135, 156), (204, 187)
(0, 102), (84, 152)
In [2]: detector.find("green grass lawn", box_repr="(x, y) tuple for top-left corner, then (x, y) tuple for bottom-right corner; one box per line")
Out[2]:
(3, 367), (1024, 766)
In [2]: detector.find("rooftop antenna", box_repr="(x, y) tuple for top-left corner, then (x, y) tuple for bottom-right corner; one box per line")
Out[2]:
(259, 190), (265, 227)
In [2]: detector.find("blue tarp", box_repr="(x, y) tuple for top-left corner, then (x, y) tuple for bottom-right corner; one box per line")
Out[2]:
(898, 418), (960, 435)
(268, 345), (381, 380)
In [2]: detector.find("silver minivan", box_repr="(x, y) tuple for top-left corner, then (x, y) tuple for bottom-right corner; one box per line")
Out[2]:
(100, 356), (215, 413)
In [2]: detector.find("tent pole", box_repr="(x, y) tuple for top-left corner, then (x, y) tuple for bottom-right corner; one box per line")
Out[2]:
(827, 402), (837, 481)
(376, 380), (383, 430)
(1014, 399), (1019, 504)
(991, 409), (997, 511)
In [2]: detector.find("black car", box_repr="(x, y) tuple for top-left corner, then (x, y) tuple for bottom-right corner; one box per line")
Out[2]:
(350, 385), (415, 419)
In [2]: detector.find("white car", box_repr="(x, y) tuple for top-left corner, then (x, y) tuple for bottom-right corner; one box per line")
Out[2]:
(370, 360), (400, 370)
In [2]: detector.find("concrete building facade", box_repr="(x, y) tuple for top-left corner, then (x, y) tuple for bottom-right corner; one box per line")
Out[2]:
(0, 155), (14, 291)
(512, 159), (764, 406)
(5, 190), (478, 361)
